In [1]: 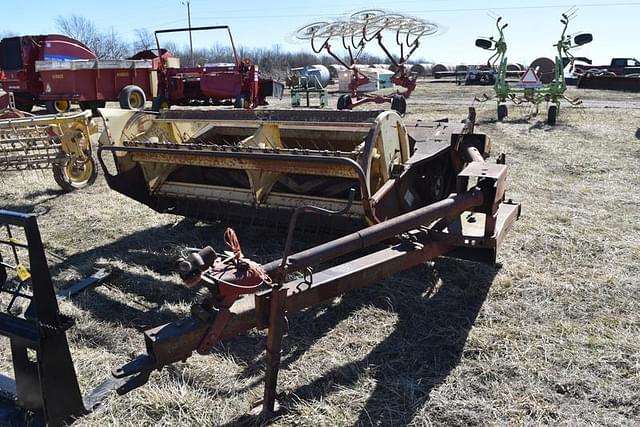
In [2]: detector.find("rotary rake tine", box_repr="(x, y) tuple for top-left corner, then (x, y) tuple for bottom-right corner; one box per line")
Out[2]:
(295, 10), (440, 113)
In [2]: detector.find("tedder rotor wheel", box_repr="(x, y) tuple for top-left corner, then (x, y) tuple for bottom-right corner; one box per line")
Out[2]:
(119, 85), (146, 110)
(337, 94), (353, 110)
(391, 94), (407, 115)
(53, 157), (98, 192)
(46, 100), (71, 114)
(547, 105), (558, 126)
(497, 104), (508, 121)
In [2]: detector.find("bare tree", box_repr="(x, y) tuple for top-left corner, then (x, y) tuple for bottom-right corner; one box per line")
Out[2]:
(0, 30), (16, 40)
(55, 15), (131, 59)
(132, 28), (155, 52)
(102, 28), (131, 59)
(55, 15), (100, 53)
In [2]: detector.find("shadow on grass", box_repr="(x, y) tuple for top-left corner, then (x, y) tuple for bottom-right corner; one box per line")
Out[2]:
(50, 219), (330, 328)
(15, 212), (497, 425)
(216, 257), (498, 426)
(2, 186), (69, 216)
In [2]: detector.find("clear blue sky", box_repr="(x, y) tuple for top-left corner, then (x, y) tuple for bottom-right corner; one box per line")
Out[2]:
(1, 0), (638, 65)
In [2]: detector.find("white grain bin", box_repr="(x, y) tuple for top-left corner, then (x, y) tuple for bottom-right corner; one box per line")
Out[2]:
(308, 64), (331, 87)
(328, 64), (347, 80)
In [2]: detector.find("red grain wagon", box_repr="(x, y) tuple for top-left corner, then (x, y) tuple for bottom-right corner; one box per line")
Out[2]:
(0, 34), (96, 112)
(36, 58), (158, 111)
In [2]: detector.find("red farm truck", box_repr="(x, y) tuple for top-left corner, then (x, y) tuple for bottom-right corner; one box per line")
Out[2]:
(0, 34), (96, 112)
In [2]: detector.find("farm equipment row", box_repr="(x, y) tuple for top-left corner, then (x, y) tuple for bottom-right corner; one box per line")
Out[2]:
(0, 26), (283, 114)
(295, 9), (439, 114)
(1, 106), (520, 425)
(474, 9), (593, 125)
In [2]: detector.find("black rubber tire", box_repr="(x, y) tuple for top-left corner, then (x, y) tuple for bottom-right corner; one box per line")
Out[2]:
(337, 94), (352, 110)
(52, 157), (98, 192)
(497, 104), (508, 121)
(233, 94), (247, 109)
(151, 96), (170, 112)
(46, 100), (71, 114)
(390, 94), (407, 115)
(15, 103), (33, 113)
(119, 85), (146, 110)
(547, 105), (558, 126)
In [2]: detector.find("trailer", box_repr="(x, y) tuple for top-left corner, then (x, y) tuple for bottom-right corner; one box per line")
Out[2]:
(36, 57), (158, 112)
(0, 34), (96, 113)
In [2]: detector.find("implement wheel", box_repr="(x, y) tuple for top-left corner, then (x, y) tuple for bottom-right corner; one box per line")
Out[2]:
(497, 104), (508, 121)
(151, 96), (170, 112)
(46, 100), (71, 114)
(337, 94), (352, 110)
(547, 105), (558, 126)
(53, 157), (97, 192)
(391, 94), (407, 115)
(119, 85), (146, 110)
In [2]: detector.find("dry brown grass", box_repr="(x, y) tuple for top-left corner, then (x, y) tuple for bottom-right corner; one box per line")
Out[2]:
(1, 82), (639, 426)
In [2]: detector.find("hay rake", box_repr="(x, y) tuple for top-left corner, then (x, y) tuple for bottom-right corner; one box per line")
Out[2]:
(295, 10), (439, 114)
(474, 9), (592, 125)
(0, 110), (97, 191)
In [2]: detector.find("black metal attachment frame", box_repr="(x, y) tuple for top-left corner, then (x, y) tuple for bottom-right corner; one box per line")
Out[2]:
(0, 210), (116, 427)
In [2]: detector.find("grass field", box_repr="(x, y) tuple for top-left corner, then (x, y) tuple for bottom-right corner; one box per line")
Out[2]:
(1, 82), (639, 426)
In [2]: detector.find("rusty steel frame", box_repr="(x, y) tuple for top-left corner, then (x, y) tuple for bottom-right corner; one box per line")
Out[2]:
(111, 145), (520, 416)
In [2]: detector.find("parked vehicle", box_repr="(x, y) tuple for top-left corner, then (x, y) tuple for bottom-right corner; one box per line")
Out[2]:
(575, 58), (640, 76)
(0, 34), (95, 112)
